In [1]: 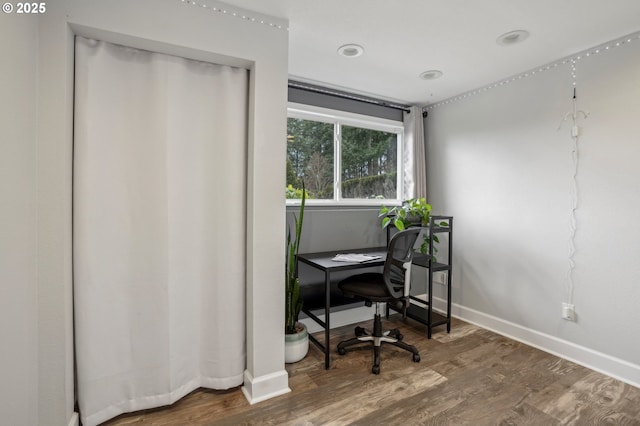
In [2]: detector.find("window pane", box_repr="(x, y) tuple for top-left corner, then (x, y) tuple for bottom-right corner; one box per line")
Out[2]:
(341, 126), (397, 199)
(286, 117), (334, 199)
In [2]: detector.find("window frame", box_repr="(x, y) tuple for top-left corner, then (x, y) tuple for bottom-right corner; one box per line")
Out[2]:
(287, 102), (405, 207)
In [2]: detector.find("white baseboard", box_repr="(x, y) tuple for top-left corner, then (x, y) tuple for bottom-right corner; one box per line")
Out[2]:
(451, 301), (640, 389)
(241, 369), (290, 405)
(68, 412), (79, 426)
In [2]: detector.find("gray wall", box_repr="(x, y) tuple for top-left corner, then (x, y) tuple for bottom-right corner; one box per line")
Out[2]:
(287, 207), (386, 254)
(426, 36), (640, 385)
(288, 83), (405, 122)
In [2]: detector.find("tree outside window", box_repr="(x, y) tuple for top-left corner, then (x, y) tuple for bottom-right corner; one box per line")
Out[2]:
(286, 117), (334, 199)
(341, 125), (397, 199)
(286, 108), (403, 204)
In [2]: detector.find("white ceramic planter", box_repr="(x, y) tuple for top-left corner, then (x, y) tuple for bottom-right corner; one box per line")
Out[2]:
(285, 322), (309, 363)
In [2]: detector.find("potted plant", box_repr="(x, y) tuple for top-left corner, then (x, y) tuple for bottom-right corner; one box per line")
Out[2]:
(285, 184), (308, 363)
(379, 198), (447, 256)
(379, 197), (432, 231)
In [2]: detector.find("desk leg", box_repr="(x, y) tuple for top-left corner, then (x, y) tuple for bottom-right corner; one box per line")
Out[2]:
(324, 270), (331, 369)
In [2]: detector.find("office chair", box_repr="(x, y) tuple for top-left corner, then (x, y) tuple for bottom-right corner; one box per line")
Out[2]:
(336, 228), (421, 374)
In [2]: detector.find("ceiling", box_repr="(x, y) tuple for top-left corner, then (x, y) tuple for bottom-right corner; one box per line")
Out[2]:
(222, 0), (640, 107)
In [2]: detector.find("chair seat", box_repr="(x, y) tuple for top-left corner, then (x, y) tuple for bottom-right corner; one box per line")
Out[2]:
(338, 272), (391, 302)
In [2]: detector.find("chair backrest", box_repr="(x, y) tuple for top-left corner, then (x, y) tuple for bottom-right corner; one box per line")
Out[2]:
(383, 228), (421, 300)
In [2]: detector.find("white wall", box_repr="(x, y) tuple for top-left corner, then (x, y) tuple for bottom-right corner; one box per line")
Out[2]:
(0, 13), (39, 426)
(427, 35), (640, 386)
(5, 1), (289, 424)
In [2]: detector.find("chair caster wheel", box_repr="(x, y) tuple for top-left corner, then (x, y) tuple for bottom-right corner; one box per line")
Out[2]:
(372, 365), (380, 374)
(396, 333), (403, 341)
(337, 347), (346, 355)
(413, 354), (421, 363)
(355, 326), (367, 337)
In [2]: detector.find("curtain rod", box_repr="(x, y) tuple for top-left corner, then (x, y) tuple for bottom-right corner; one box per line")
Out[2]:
(288, 80), (412, 113)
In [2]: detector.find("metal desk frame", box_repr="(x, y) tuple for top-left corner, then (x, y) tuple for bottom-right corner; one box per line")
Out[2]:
(297, 247), (387, 369)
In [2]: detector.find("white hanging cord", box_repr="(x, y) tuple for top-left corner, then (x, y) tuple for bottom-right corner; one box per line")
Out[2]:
(558, 80), (589, 305)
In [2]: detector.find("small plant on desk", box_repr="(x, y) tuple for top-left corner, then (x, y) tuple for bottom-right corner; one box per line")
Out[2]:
(379, 198), (448, 256)
(379, 197), (432, 230)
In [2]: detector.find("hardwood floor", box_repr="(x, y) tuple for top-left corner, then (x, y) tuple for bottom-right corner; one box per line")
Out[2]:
(104, 316), (640, 425)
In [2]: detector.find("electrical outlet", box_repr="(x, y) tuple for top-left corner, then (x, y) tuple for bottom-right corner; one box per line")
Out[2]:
(433, 272), (447, 284)
(562, 303), (575, 321)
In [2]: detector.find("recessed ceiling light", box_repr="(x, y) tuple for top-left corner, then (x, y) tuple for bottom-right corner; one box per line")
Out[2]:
(419, 70), (443, 80)
(337, 44), (364, 58)
(496, 30), (530, 46)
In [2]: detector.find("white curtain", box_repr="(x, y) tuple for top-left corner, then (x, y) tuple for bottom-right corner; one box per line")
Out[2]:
(73, 37), (248, 426)
(403, 106), (427, 199)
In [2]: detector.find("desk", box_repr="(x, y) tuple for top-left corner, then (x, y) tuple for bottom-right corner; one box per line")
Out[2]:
(297, 247), (387, 369)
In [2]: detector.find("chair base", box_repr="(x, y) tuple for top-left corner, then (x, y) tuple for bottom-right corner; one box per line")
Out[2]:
(336, 313), (420, 374)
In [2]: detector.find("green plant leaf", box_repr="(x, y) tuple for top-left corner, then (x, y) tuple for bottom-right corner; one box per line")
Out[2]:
(381, 216), (391, 228)
(286, 182), (306, 333)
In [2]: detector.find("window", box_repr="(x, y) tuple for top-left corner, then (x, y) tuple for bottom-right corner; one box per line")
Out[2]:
(286, 104), (404, 205)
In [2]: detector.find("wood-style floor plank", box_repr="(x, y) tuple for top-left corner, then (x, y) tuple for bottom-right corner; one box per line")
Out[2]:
(103, 316), (640, 425)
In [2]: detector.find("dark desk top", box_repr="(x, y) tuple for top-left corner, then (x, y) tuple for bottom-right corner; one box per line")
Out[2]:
(297, 247), (387, 271)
